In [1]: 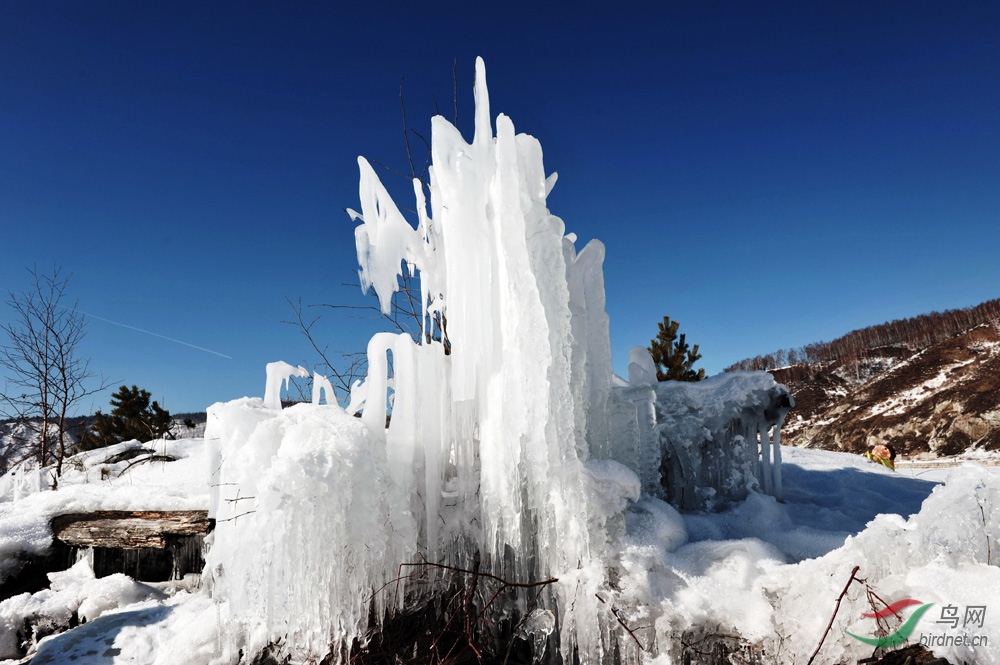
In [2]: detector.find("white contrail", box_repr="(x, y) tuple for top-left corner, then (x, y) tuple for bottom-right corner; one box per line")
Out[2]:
(76, 309), (233, 359)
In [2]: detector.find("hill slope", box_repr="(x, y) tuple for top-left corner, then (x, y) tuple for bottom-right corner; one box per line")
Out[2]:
(773, 323), (1000, 457)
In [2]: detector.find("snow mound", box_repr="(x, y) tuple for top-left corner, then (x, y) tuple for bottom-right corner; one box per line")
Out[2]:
(0, 559), (165, 660)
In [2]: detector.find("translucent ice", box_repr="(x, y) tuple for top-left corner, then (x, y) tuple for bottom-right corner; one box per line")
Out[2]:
(628, 345), (657, 386)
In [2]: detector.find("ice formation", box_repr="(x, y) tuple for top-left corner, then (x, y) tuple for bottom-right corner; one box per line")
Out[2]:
(262, 361), (309, 410)
(310, 372), (335, 405)
(205, 58), (794, 664)
(613, 352), (793, 510)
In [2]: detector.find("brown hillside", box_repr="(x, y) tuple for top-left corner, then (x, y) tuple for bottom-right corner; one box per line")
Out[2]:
(773, 324), (1000, 458)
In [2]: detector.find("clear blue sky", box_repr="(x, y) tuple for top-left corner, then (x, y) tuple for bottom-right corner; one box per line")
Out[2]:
(1, 2), (998, 415)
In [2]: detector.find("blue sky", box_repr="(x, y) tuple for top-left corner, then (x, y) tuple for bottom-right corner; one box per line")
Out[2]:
(1, 2), (998, 415)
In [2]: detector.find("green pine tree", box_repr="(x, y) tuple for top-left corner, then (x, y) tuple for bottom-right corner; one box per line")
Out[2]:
(648, 316), (706, 382)
(79, 385), (173, 449)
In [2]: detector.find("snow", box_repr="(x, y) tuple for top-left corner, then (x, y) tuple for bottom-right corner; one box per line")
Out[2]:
(867, 357), (976, 417)
(2, 437), (999, 664)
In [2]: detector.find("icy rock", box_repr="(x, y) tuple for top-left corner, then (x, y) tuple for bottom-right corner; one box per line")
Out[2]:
(611, 371), (793, 511)
(627, 345), (657, 386)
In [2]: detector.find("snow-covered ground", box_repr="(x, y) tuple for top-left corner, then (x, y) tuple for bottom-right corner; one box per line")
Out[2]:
(1, 439), (997, 664)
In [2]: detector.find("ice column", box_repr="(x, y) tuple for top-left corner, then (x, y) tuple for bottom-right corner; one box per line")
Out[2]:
(758, 418), (773, 495)
(351, 57), (608, 661)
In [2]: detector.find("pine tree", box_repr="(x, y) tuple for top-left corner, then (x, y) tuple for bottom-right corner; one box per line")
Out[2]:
(79, 385), (173, 449)
(648, 316), (706, 382)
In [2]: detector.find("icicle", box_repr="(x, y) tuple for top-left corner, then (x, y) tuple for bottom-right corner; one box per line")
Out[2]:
(772, 413), (786, 500)
(360, 334), (396, 439)
(758, 417), (772, 495)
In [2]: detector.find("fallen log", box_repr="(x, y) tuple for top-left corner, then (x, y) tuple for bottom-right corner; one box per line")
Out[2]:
(51, 510), (212, 549)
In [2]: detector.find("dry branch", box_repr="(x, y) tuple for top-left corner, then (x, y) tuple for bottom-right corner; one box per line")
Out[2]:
(807, 565), (861, 665)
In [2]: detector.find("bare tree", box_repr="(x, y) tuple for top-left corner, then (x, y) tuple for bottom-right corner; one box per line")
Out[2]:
(0, 265), (109, 476)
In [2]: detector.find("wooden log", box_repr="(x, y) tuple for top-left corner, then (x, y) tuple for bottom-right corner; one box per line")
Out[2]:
(51, 510), (212, 550)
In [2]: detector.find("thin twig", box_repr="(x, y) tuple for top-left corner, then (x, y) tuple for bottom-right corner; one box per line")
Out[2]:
(400, 78), (416, 178)
(217, 510), (256, 523)
(400, 553), (559, 590)
(596, 594), (646, 651)
(978, 497), (992, 565)
(807, 565), (860, 665)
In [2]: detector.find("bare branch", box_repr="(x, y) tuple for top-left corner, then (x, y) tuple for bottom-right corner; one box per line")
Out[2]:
(807, 565), (860, 665)
(400, 77), (416, 178)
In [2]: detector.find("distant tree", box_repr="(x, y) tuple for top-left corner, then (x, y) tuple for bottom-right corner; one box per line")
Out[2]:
(724, 296), (1000, 374)
(0, 265), (109, 476)
(79, 385), (173, 450)
(648, 316), (706, 382)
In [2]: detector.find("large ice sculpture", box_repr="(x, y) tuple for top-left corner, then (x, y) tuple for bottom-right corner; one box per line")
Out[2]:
(207, 58), (615, 664)
(205, 58), (794, 664)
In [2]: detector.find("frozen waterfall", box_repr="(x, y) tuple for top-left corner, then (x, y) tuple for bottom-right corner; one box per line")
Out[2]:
(204, 58), (794, 664)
